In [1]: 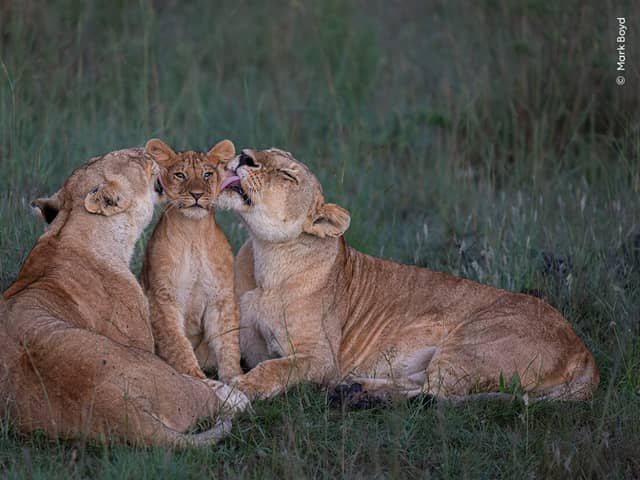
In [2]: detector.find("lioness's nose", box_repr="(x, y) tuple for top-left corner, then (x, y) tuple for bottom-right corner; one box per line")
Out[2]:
(238, 152), (259, 168)
(190, 191), (203, 201)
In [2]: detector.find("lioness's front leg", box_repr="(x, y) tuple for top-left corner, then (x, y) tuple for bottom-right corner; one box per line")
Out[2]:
(233, 241), (270, 368)
(233, 240), (342, 398)
(231, 353), (329, 399)
(231, 304), (341, 399)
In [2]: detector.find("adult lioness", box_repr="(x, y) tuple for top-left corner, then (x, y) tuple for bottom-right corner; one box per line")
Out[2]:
(0, 148), (247, 446)
(141, 138), (242, 382)
(217, 148), (599, 401)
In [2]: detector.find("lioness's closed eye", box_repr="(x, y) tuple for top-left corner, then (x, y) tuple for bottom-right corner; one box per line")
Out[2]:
(141, 138), (243, 383)
(216, 148), (599, 402)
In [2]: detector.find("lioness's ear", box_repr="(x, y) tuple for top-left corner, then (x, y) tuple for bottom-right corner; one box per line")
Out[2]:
(144, 138), (177, 167)
(31, 192), (61, 224)
(207, 139), (235, 161)
(304, 203), (351, 238)
(84, 181), (130, 216)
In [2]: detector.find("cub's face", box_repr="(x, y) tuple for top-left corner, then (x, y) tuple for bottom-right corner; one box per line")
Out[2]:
(144, 138), (235, 219)
(217, 148), (350, 242)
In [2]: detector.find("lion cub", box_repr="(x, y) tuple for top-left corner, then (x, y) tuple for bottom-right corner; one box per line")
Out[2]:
(141, 138), (242, 382)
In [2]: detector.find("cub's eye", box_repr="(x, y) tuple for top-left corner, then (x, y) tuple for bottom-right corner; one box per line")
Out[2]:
(203, 172), (214, 180)
(174, 172), (186, 181)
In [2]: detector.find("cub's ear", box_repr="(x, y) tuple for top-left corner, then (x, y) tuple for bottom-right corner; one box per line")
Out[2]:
(144, 138), (177, 167)
(31, 192), (61, 224)
(304, 202), (351, 238)
(207, 139), (235, 161)
(84, 180), (130, 216)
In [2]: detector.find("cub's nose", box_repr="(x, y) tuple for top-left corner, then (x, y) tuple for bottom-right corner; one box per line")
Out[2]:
(190, 191), (203, 201)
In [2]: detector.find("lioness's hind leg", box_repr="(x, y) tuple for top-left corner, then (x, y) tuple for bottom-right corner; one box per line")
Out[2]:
(339, 377), (424, 399)
(423, 358), (480, 398)
(14, 320), (237, 446)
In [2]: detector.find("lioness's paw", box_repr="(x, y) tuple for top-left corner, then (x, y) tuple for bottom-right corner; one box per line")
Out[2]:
(328, 382), (393, 410)
(202, 378), (251, 414)
(229, 374), (258, 400)
(230, 374), (281, 401)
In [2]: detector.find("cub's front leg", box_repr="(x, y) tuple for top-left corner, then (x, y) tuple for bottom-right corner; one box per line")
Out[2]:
(150, 299), (206, 379)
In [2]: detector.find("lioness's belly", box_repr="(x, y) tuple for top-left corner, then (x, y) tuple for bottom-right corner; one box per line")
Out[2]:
(340, 311), (447, 383)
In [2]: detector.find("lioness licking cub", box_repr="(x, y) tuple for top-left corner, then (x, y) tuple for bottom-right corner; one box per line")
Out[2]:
(217, 148), (599, 402)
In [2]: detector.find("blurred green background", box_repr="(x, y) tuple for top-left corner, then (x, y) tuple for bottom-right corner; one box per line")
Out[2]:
(1, 0), (639, 477)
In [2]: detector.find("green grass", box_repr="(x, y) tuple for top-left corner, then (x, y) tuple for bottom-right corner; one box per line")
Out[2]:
(1, 0), (639, 477)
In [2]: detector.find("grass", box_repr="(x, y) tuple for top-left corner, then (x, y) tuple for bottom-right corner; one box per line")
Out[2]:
(1, 0), (639, 477)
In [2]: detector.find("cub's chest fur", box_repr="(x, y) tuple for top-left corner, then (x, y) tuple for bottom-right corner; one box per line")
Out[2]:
(176, 243), (221, 329)
(141, 210), (240, 379)
(174, 240), (215, 294)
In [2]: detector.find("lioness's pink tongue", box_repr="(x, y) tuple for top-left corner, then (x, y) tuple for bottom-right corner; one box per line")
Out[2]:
(219, 175), (240, 192)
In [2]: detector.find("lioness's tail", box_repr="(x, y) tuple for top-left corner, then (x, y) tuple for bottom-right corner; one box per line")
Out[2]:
(161, 418), (232, 448)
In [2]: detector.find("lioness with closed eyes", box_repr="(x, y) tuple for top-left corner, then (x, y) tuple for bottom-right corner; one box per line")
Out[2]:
(217, 148), (599, 402)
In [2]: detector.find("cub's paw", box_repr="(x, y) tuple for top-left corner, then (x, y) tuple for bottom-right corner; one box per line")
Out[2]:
(179, 365), (207, 379)
(203, 378), (251, 415)
(187, 366), (207, 379)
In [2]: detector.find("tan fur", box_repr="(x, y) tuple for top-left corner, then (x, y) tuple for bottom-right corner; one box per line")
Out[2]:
(217, 148), (600, 401)
(0, 148), (248, 446)
(141, 139), (242, 382)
